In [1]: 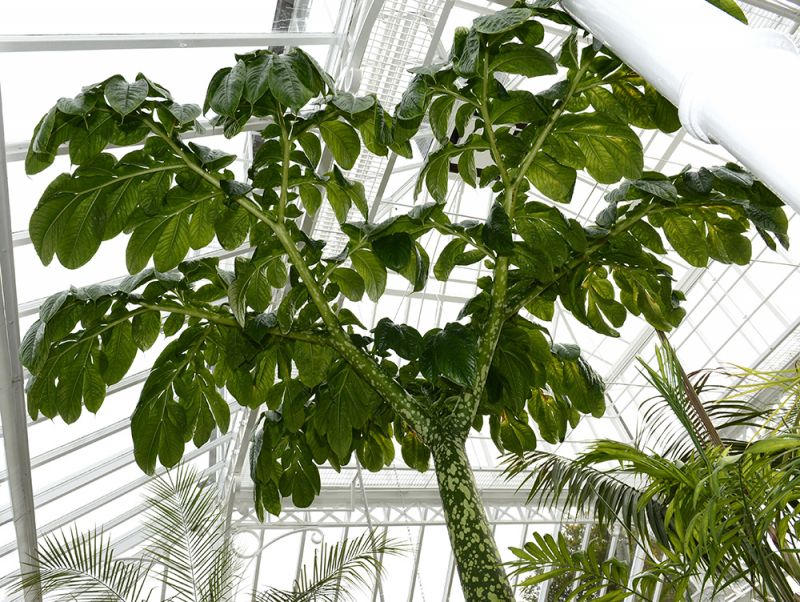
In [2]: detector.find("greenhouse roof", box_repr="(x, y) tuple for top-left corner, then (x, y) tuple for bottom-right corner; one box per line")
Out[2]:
(1, 0), (800, 600)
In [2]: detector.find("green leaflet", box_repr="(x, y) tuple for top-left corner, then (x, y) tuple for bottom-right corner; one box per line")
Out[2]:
(373, 318), (423, 361)
(104, 77), (148, 116)
(332, 92), (375, 114)
(268, 50), (321, 110)
(434, 239), (467, 281)
(661, 214), (709, 267)
(401, 431), (431, 472)
(329, 267), (365, 302)
(372, 232), (414, 271)
(555, 113), (643, 183)
(490, 90), (547, 125)
(319, 120), (360, 170)
(429, 95), (455, 144)
(293, 341), (335, 389)
(500, 412), (537, 455)
(473, 7), (532, 34)
(483, 203), (514, 256)
(350, 250), (387, 302)
(100, 320), (138, 385)
(527, 153), (576, 203)
(358, 431), (395, 472)
(395, 75), (428, 121)
(489, 318), (550, 414)
(209, 60), (246, 117)
(244, 54), (272, 104)
(314, 363), (381, 460)
(420, 323), (479, 388)
(490, 44), (557, 77)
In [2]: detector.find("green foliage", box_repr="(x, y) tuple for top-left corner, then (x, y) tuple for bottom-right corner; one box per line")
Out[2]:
(9, 466), (236, 602)
(257, 531), (403, 602)
(511, 531), (664, 602)
(21, 3), (782, 599)
(9, 467), (399, 602)
(506, 345), (800, 601)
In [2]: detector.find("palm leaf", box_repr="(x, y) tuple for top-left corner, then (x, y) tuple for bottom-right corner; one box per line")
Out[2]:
(143, 466), (238, 602)
(256, 530), (404, 602)
(637, 341), (713, 457)
(6, 527), (152, 602)
(503, 449), (670, 547)
(508, 532), (683, 602)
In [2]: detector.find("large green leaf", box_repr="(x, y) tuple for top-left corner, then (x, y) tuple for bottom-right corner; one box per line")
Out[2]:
(100, 320), (138, 386)
(483, 203), (514, 256)
(105, 77), (148, 116)
(473, 7), (532, 34)
(209, 60), (246, 117)
(500, 412), (537, 455)
(429, 95), (455, 144)
(332, 92), (375, 114)
(350, 250), (387, 302)
(294, 341), (335, 388)
(395, 75), (428, 121)
(490, 44), (557, 77)
(527, 153), (576, 203)
(372, 232), (413, 271)
(373, 318), (423, 361)
(244, 54), (272, 104)
(555, 114), (643, 183)
(268, 52), (318, 111)
(661, 214), (709, 267)
(69, 112), (116, 165)
(153, 214), (190, 272)
(228, 256), (275, 326)
(420, 323), (478, 388)
(528, 390), (568, 444)
(490, 90), (546, 125)
(329, 267), (365, 302)
(314, 363), (381, 459)
(319, 120), (360, 170)
(434, 239), (467, 281)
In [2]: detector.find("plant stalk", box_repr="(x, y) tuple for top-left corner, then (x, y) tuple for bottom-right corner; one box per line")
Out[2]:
(431, 434), (515, 602)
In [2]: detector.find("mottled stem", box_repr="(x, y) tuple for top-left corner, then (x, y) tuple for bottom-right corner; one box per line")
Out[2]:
(431, 435), (515, 602)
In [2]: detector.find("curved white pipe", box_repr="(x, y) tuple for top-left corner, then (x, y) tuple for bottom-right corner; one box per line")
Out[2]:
(561, 0), (800, 212)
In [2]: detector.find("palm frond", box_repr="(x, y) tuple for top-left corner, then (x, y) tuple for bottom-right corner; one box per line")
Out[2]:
(6, 527), (152, 602)
(637, 342), (713, 457)
(726, 365), (800, 437)
(639, 387), (765, 458)
(503, 449), (669, 546)
(509, 532), (685, 602)
(143, 466), (238, 602)
(256, 531), (404, 602)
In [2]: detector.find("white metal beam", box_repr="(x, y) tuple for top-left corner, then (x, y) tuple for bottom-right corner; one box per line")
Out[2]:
(0, 85), (41, 602)
(0, 32), (339, 53)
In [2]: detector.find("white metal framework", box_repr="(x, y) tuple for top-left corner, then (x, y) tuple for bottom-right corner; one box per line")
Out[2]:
(1, 0), (800, 600)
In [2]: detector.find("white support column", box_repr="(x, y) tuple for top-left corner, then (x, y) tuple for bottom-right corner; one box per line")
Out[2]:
(561, 0), (800, 212)
(0, 86), (41, 602)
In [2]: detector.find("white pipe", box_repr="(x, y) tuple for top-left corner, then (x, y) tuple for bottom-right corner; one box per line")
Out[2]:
(561, 0), (800, 213)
